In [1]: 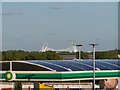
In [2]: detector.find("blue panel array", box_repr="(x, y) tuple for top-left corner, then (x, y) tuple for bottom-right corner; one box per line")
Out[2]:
(28, 60), (120, 71)
(96, 60), (120, 70)
(29, 60), (68, 71)
(104, 60), (120, 67)
(45, 60), (85, 71)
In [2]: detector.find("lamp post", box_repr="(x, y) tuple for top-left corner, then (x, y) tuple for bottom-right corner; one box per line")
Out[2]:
(89, 43), (98, 90)
(76, 44), (82, 90)
(76, 44), (82, 60)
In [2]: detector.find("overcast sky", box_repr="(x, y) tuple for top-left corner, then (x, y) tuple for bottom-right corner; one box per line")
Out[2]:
(2, 2), (118, 51)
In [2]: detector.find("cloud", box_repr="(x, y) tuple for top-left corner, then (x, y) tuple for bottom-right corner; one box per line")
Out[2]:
(67, 39), (76, 43)
(46, 32), (56, 36)
(1, 10), (23, 16)
(49, 6), (80, 10)
(50, 7), (64, 10)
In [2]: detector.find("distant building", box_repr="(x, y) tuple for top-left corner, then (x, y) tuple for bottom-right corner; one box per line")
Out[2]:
(88, 54), (93, 59)
(60, 53), (76, 60)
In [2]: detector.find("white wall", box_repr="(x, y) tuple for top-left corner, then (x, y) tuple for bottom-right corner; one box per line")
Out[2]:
(22, 83), (34, 90)
(0, 82), (14, 90)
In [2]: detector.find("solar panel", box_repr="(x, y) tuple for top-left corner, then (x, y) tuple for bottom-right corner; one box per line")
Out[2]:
(28, 60), (120, 72)
(95, 62), (112, 70)
(45, 60), (84, 71)
(29, 60), (68, 71)
(77, 60), (93, 66)
(76, 60), (120, 70)
(65, 60), (93, 70)
(96, 60), (120, 70)
(104, 60), (120, 67)
(75, 60), (108, 70)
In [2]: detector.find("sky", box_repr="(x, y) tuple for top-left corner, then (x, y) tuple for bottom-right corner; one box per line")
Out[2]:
(2, 2), (118, 51)
(0, 2), (2, 52)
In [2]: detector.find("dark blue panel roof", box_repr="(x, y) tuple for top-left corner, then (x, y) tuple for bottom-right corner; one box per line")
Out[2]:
(29, 60), (68, 71)
(28, 60), (120, 72)
(45, 60), (85, 71)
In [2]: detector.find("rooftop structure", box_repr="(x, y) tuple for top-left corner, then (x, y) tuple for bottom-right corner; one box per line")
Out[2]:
(0, 60), (120, 81)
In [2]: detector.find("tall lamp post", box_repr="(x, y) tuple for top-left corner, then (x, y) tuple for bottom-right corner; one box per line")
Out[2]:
(76, 44), (82, 90)
(76, 44), (82, 60)
(89, 43), (98, 90)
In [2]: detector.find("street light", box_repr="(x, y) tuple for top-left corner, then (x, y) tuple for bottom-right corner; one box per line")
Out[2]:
(76, 44), (82, 90)
(76, 44), (82, 60)
(89, 43), (98, 90)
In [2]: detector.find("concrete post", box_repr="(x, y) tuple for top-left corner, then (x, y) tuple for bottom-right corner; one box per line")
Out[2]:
(14, 81), (22, 90)
(99, 80), (105, 89)
(34, 82), (39, 90)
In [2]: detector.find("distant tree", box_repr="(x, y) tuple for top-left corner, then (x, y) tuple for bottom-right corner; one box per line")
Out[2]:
(96, 50), (118, 59)
(1, 49), (118, 61)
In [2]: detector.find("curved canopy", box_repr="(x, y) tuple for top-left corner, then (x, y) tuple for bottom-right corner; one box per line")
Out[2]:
(0, 60), (120, 81)
(28, 60), (120, 71)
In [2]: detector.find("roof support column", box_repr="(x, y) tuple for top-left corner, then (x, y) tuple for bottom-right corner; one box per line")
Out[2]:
(10, 61), (12, 71)
(99, 80), (105, 89)
(34, 81), (39, 90)
(14, 81), (22, 90)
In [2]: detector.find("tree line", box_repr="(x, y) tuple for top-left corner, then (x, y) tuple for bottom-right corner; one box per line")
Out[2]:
(0, 49), (119, 61)
(80, 49), (118, 59)
(1, 50), (63, 61)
